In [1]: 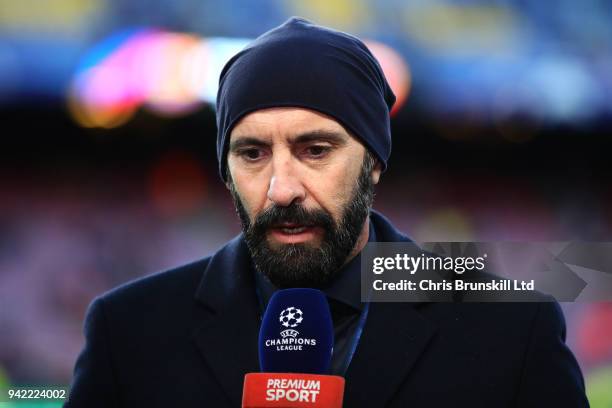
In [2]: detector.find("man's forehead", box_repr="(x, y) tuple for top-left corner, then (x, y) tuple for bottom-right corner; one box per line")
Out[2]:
(229, 107), (351, 141)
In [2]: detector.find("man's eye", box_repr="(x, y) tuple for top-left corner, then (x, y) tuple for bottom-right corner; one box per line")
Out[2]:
(305, 145), (331, 157)
(239, 148), (264, 161)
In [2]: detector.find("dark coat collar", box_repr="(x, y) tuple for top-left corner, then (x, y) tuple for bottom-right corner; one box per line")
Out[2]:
(192, 210), (437, 407)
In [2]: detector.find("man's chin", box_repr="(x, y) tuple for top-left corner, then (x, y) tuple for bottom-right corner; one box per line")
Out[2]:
(255, 244), (332, 288)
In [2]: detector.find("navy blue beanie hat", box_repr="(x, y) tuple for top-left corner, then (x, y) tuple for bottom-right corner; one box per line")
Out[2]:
(216, 17), (396, 181)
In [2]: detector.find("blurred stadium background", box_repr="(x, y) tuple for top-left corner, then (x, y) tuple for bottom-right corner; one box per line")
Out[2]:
(1, 0), (611, 406)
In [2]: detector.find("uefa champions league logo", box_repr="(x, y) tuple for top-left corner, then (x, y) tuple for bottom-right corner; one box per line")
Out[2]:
(279, 306), (303, 328)
(265, 306), (315, 349)
(279, 307), (303, 338)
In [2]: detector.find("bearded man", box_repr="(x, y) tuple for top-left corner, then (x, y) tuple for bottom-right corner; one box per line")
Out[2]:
(66, 18), (588, 408)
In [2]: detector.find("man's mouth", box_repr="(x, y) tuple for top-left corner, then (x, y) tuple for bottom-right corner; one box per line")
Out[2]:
(274, 223), (310, 234)
(268, 223), (322, 243)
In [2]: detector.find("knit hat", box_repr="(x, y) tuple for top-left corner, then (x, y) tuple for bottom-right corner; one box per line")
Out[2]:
(216, 17), (395, 181)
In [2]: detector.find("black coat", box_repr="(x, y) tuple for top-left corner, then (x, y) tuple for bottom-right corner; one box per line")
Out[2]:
(65, 211), (589, 407)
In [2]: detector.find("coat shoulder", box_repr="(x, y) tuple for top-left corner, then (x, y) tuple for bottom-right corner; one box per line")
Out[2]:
(96, 256), (212, 317)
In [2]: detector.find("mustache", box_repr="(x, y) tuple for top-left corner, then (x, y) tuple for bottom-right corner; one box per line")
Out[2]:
(251, 203), (335, 232)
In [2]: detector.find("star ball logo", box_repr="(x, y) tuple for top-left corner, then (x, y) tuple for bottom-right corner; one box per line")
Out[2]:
(264, 306), (317, 351)
(279, 306), (303, 338)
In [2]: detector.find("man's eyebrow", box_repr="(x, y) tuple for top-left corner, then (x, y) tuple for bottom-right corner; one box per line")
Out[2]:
(229, 130), (348, 152)
(229, 137), (271, 152)
(291, 130), (348, 145)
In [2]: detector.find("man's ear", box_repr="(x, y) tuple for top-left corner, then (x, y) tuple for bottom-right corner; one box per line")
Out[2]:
(371, 161), (382, 185)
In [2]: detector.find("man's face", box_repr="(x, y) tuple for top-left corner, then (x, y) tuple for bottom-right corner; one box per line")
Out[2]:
(226, 107), (381, 288)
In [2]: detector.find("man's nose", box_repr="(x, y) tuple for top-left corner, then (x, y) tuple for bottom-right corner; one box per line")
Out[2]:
(267, 158), (306, 207)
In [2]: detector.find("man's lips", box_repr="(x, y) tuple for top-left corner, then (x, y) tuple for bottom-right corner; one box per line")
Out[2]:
(267, 223), (322, 243)
(272, 223), (312, 232)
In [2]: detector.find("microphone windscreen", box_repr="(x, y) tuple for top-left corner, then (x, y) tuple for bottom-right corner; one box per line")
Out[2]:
(259, 288), (333, 374)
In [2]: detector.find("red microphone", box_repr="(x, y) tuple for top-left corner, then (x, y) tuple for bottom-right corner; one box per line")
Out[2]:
(242, 372), (344, 407)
